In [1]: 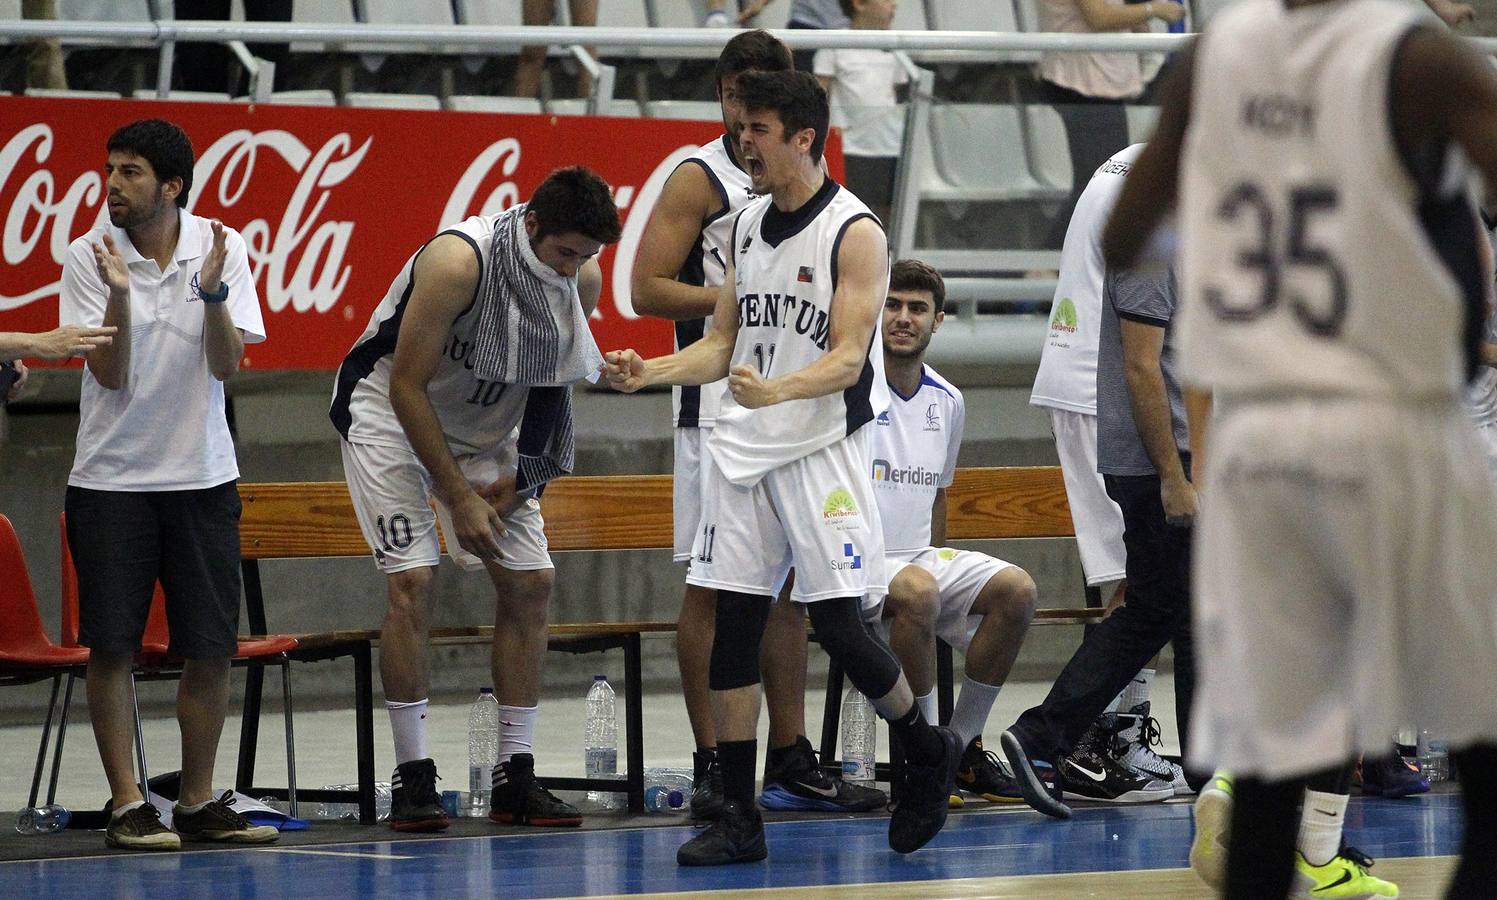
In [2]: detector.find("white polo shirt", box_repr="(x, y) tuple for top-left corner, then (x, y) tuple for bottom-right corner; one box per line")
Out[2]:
(60, 207), (266, 491)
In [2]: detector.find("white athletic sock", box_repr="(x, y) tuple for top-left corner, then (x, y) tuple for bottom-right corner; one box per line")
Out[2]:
(1297, 789), (1349, 866)
(498, 704), (539, 765)
(949, 675), (1003, 748)
(386, 698), (430, 765)
(914, 690), (938, 726)
(111, 799), (146, 821)
(1119, 668), (1155, 713)
(175, 799), (210, 814)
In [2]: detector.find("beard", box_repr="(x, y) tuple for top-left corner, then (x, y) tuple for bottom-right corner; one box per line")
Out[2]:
(108, 188), (168, 229)
(885, 334), (932, 359)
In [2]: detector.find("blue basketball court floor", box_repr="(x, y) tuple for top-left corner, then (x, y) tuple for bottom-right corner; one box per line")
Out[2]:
(0, 791), (1464, 898)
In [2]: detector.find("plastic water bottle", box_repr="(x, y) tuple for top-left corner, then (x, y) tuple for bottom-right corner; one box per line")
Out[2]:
(468, 687), (500, 816)
(841, 687), (876, 785)
(15, 805), (70, 835)
(643, 768), (694, 813)
(1418, 729), (1451, 782)
(585, 675), (621, 809)
(315, 783), (392, 821)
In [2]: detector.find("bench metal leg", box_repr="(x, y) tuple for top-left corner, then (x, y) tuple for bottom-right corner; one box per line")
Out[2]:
(129, 673), (149, 801)
(281, 658), (297, 817)
(624, 632), (645, 813)
(353, 643), (377, 825)
(28, 673), (62, 809)
(46, 672), (77, 806)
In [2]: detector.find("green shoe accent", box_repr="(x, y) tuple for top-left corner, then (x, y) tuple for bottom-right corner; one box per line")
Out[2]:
(1292, 849), (1399, 898)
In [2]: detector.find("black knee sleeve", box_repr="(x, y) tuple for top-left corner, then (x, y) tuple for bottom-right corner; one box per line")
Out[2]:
(708, 591), (772, 690)
(1305, 760), (1355, 795)
(808, 597), (902, 700)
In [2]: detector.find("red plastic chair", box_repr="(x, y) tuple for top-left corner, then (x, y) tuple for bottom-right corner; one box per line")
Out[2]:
(0, 513), (89, 810)
(58, 514), (302, 810)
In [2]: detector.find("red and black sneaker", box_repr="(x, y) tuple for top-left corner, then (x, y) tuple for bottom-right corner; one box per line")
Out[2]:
(490, 753), (583, 827)
(388, 758), (450, 832)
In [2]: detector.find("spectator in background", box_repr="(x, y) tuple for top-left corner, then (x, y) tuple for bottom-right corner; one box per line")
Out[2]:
(172, 0), (291, 95)
(814, 0), (906, 228)
(23, 0), (66, 89)
(1035, 0), (1184, 250)
(512, 0), (599, 100)
(736, 0), (849, 71)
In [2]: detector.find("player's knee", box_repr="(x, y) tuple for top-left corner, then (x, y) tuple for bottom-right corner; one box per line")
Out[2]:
(500, 567), (554, 625)
(886, 565), (938, 631)
(709, 631), (764, 690)
(986, 566), (1037, 625)
(386, 567), (436, 623)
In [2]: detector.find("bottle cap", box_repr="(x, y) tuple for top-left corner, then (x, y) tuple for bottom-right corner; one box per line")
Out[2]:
(480, 687), (493, 694)
(594, 674), (607, 681)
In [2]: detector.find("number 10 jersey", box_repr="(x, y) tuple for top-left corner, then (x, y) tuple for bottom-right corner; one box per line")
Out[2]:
(1177, 0), (1485, 403)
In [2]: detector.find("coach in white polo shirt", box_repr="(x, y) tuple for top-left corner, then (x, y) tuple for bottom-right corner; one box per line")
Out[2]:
(59, 119), (271, 852)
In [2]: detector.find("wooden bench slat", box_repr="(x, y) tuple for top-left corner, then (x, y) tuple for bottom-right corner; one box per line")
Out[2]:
(945, 467), (1074, 540)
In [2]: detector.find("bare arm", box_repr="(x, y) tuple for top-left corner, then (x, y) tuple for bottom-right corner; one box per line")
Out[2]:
(1393, 26), (1497, 202)
(199, 221), (245, 381)
(1184, 386), (1212, 483)
(603, 275), (739, 391)
(86, 235), (132, 390)
(579, 257), (603, 317)
(630, 162), (725, 321)
(727, 217), (888, 408)
(0, 326), (114, 361)
(388, 234), (505, 560)
(1102, 40), (1196, 270)
(1120, 317), (1195, 525)
(930, 487), (948, 547)
(1076, 0), (1185, 31)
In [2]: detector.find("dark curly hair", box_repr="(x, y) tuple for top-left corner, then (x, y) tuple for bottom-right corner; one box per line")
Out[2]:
(734, 70), (830, 164)
(106, 118), (195, 208)
(890, 259), (946, 313)
(714, 29), (793, 96)
(527, 166), (622, 244)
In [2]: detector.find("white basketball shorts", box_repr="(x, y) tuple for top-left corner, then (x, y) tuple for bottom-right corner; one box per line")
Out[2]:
(687, 431), (885, 603)
(1189, 397), (1497, 780)
(673, 426), (711, 564)
(340, 439), (552, 574)
(1049, 408), (1127, 586)
(878, 546), (1017, 651)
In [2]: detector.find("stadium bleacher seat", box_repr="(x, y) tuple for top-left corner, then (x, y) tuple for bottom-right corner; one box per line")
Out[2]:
(547, 97), (642, 117)
(927, 104), (1065, 201)
(290, 0), (357, 53)
(928, 0), (1021, 31)
(642, 99), (720, 122)
(57, 0), (153, 21)
(131, 89), (237, 102)
(24, 87), (123, 98)
(343, 91), (441, 110)
(455, 0), (523, 26)
(266, 88), (338, 105)
(892, 0), (928, 30)
(446, 94), (545, 114)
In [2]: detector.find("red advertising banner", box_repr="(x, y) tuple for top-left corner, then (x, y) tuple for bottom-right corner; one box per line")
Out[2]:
(0, 96), (841, 369)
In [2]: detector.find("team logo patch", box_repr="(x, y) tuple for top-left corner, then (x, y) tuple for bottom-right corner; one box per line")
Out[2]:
(822, 487), (862, 531)
(797, 266), (815, 284)
(741, 234), (753, 254)
(1050, 297), (1078, 334)
(924, 403), (941, 431)
(937, 548), (958, 561)
(876, 410), (891, 426)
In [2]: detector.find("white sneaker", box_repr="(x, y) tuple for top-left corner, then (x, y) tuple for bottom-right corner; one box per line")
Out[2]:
(1113, 702), (1193, 796)
(1189, 772), (1234, 889)
(703, 9), (731, 26)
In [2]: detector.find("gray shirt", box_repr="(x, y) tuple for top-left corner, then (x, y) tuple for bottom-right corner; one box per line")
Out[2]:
(1096, 265), (1188, 476)
(790, 0), (850, 28)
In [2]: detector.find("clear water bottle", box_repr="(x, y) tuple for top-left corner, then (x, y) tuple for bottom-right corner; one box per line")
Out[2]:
(15, 805), (70, 835)
(842, 687), (876, 785)
(1418, 729), (1450, 782)
(585, 675), (621, 809)
(643, 767), (694, 813)
(468, 687), (500, 816)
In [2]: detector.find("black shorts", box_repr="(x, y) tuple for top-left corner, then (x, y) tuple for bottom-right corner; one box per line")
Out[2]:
(844, 155), (898, 212)
(65, 481), (243, 659)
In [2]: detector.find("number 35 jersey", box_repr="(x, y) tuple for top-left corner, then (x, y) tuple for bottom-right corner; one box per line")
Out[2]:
(707, 178), (891, 486)
(1177, 0), (1486, 402)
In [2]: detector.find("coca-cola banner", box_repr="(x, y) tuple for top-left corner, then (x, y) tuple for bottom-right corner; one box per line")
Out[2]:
(0, 96), (842, 369)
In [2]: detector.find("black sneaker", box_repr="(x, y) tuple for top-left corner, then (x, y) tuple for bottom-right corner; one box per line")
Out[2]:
(676, 799), (768, 866)
(1059, 720), (1173, 805)
(690, 749), (725, 824)
(104, 802), (180, 851)
(760, 735), (888, 812)
(999, 728), (1072, 819)
(956, 737), (1024, 802)
(889, 725), (961, 854)
(173, 791), (280, 843)
(388, 758), (449, 832)
(490, 753), (583, 827)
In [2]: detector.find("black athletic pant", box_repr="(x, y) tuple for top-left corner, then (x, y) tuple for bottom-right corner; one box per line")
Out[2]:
(1010, 467), (1195, 767)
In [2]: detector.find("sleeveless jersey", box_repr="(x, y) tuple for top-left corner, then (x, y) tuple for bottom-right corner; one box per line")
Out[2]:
(674, 134), (757, 429)
(1031, 143), (1146, 415)
(869, 366), (965, 554)
(1177, 0), (1484, 402)
(331, 213), (582, 455)
(706, 178), (891, 485)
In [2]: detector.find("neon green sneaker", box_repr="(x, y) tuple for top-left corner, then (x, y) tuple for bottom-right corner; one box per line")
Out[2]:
(1292, 846), (1399, 898)
(1189, 771), (1233, 889)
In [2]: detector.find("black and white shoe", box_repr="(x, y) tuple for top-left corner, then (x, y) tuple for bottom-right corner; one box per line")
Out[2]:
(1110, 703), (1192, 796)
(760, 735), (887, 812)
(1060, 721), (1173, 805)
(388, 758), (450, 832)
(689, 749), (725, 824)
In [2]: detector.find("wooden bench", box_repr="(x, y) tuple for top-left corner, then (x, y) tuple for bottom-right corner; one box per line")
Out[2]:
(232, 467), (1099, 822)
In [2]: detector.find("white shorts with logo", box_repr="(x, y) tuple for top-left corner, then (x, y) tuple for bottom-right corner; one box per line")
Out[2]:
(1048, 407), (1127, 586)
(687, 431), (884, 603)
(340, 439), (552, 574)
(871, 547), (1017, 651)
(673, 426), (711, 563)
(1190, 397), (1497, 780)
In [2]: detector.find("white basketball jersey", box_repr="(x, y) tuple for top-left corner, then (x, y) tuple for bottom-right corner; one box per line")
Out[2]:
(1031, 143), (1145, 415)
(674, 135), (757, 429)
(1178, 0), (1484, 402)
(332, 213), (582, 455)
(869, 366), (965, 554)
(707, 179), (892, 485)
